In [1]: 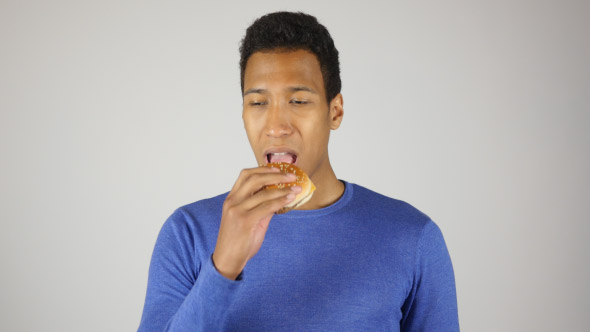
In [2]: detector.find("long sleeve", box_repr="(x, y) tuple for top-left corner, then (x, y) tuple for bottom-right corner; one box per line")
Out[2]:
(400, 220), (460, 331)
(137, 210), (242, 332)
(137, 184), (460, 331)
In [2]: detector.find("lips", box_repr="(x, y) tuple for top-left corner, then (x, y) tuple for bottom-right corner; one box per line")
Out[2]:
(264, 147), (298, 165)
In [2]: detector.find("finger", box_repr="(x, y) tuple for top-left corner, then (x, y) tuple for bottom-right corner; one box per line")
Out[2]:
(230, 166), (281, 194)
(232, 171), (296, 203)
(241, 185), (302, 211)
(246, 191), (298, 223)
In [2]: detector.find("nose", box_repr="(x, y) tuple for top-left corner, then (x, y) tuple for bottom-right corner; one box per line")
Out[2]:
(264, 101), (292, 138)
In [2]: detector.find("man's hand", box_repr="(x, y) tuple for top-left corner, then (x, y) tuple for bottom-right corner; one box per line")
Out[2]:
(212, 166), (301, 280)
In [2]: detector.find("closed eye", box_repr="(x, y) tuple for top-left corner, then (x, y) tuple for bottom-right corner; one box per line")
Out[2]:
(249, 101), (267, 106)
(290, 99), (308, 105)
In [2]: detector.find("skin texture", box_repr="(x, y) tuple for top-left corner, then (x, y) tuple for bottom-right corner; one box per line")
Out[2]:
(212, 49), (345, 280)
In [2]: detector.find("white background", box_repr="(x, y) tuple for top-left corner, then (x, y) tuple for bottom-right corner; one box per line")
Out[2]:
(1, 0), (588, 331)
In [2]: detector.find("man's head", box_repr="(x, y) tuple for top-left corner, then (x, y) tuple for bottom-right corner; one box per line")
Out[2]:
(240, 12), (344, 188)
(239, 11), (341, 104)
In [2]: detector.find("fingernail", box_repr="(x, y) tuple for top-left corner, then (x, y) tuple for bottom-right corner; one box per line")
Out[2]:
(286, 193), (295, 200)
(291, 186), (302, 193)
(286, 173), (296, 179)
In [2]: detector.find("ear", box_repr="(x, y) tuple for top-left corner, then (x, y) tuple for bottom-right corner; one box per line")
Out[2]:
(328, 93), (344, 130)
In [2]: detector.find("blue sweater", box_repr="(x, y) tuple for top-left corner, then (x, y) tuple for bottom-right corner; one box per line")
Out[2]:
(138, 181), (459, 331)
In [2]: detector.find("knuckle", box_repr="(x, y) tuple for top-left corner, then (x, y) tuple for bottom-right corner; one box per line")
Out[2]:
(244, 173), (255, 183)
(239, 168), (252, 179)
(225, 206), (239, 220)
(238, 169), (249, 182)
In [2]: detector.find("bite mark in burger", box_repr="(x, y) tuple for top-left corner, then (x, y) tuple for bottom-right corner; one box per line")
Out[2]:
(263, 162), (316, 214)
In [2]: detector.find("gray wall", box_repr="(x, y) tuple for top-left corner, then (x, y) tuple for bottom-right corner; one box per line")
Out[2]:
(1, 0), (588, 331)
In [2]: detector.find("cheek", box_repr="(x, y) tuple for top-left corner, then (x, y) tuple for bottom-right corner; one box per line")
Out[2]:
(301, 115), (331, 147)
(242, 115), (257, 146)
(242, 113), (261, 135)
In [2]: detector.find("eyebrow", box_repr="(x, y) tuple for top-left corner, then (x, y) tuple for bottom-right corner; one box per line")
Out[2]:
(289, 86), (318, 94)
(243, 86), (318, 96)
(243, 88), (266, 96)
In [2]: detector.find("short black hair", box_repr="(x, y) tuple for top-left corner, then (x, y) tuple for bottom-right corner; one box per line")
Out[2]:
(239, 11), (341, 104)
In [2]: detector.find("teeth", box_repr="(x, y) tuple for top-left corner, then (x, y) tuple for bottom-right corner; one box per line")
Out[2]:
(271, 152), (288, 155)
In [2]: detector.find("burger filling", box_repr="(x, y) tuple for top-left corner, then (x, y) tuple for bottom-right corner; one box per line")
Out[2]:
(267, 152), (297, 164)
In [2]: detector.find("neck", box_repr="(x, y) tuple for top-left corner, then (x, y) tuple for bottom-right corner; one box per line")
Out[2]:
(296, 156), (345, 210)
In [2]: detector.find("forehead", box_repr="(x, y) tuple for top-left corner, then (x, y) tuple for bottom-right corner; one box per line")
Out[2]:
(243, 49), (324, 95)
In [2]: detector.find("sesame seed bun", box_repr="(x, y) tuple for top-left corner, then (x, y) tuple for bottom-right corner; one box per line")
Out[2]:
(263, 162), (316, 214)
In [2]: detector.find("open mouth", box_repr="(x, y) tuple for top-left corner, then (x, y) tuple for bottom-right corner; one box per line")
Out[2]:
(267, 152), (297, 164)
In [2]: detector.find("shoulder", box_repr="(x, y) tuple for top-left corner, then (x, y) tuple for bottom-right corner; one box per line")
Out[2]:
(160, 192), (229, 239)
(348, 182), (433, 231)
(176, 191), (229, 221)
(152, 191), (230, 260)
(350, 184), (451, 261)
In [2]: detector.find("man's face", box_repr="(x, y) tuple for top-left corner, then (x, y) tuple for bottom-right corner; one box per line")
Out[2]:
(242, 49), (343, 180)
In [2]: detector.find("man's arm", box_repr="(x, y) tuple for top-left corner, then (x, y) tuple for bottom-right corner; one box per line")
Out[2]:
(137, 210), (242, 332)
(401, 220), (460, 331)
(138, 167), (298, 331)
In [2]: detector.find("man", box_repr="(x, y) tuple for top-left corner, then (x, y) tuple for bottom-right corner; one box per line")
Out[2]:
(138, 11), (459, 332)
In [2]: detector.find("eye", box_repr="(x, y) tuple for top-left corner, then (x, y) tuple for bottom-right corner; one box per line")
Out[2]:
(290, 99), (308, 105)
(249, 101), (267, 107)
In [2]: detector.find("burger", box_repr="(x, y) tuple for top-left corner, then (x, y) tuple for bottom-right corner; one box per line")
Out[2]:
(264, 162), (316, 214)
